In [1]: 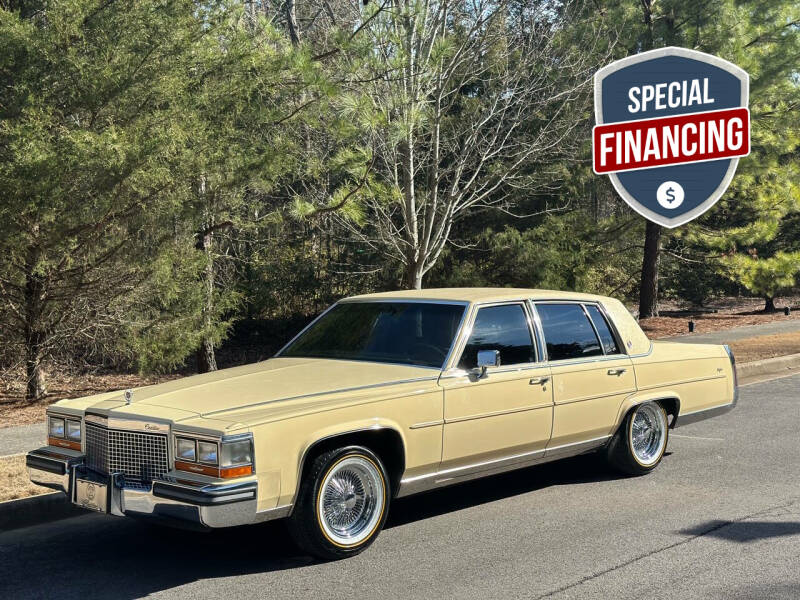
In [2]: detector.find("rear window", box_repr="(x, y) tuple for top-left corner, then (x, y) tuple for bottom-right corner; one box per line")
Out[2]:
(585, 305), (621, 355)
(536, 304), (602, 361)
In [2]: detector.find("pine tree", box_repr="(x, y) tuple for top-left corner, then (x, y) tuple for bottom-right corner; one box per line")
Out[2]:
(0, 0), (219, 398)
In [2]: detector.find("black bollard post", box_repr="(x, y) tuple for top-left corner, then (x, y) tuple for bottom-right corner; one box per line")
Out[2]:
(688, 320), (695, 332)
(785, 307), (791, 316)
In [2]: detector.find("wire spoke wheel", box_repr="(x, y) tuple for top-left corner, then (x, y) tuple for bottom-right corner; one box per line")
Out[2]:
(317, 456), (385, 547)
(629, 403), (667, 466)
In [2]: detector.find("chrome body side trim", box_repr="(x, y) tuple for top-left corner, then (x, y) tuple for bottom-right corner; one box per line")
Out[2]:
(543, 434), (612, 458)
(396, 435), (611, 498)
(255, 504), (292, 522)
(409, 420), (444, 430)
(636, 373), (727, 392)
(553, 389), (637, 406)
(444, 403), (552, 424)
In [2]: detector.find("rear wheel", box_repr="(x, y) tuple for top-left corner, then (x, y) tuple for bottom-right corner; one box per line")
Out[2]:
(287, 446), (389, 560)
(605, 401), (668, 475)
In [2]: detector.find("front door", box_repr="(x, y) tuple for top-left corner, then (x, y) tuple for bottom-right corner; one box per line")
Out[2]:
(440, 303), (554, 471)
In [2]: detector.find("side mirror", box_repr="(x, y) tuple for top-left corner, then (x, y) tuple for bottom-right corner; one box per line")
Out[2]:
(475, 349), (501, 379)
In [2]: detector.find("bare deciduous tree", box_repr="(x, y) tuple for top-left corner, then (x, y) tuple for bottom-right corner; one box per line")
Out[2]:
(341, 0), (609, 288)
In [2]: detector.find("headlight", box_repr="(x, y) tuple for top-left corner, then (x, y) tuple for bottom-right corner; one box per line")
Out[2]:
(173, 433), (253, 479)
(176, 438), (197, 462)
(66, 419), (82, 441)
(198, 441), (218, 465)
(48, 416), (65, 438)
(221, 438), (253, 466)
(48, 414), (82, 449)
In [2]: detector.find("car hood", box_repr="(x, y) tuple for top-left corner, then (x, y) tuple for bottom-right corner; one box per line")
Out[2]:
(68, 358), (439, 427)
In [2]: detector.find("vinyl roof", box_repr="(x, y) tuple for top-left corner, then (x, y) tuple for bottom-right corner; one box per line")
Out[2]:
(344, 288), (608, 303)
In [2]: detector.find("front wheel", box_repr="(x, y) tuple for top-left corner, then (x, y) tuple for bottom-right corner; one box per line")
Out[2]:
(287, 446), (389, 560)
(605, 401), (668, 475)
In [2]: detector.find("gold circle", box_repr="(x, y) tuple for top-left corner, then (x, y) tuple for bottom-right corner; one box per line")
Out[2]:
(315, 453), (387, 549)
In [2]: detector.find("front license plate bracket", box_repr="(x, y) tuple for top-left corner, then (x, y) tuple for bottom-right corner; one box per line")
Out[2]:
(74, 477), (109, 513)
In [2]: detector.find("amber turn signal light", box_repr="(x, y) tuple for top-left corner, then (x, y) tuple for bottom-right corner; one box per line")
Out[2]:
(220, 465), (253, 478)
(175, 461), (252, 479)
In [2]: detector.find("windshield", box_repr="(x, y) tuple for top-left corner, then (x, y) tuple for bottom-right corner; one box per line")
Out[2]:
(280, 302), (466, 369)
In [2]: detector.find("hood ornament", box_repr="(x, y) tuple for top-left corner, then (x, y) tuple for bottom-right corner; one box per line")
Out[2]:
(124, 389), (133, 405)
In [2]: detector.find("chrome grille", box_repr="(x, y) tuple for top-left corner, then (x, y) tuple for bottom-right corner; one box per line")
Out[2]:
(84, 422), (169, 487)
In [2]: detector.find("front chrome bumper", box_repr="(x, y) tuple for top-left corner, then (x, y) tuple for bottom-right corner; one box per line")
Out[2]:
(26, 446), (270, 529)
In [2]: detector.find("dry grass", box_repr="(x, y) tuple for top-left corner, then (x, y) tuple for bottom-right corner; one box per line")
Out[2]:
(728, 332), (800, 364)
(640, 296), (800, 339)
(0, 372), (182, 429)
(0, 454), (50, 502)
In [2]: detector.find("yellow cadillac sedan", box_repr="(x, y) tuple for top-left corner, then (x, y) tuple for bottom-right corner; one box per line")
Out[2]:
(28, 289), (737, 559)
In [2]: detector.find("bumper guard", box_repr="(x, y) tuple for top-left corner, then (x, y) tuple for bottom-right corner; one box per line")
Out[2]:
(26, 447), (265, 529)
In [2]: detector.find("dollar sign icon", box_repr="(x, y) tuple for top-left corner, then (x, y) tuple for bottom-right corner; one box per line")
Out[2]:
(657, 181), (684, 210)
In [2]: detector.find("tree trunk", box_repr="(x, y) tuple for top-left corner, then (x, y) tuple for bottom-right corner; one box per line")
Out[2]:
(638, 221), (662, 318)
(24, 239), (47, 401)
(404, 261), (424, 290)
(25, 336), (47, 401)
(196, 338), (217, 373)
(635, 0), (662, 320)
(764, 296), (776, 313)
(195, 219), (217, 374)
(286, 0), (300, 46)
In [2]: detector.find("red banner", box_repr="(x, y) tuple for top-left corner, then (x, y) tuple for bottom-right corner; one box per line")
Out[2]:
(593, 107), (749, 174)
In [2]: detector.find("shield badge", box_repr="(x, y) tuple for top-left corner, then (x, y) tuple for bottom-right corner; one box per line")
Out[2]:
(593, 47), (749, 228)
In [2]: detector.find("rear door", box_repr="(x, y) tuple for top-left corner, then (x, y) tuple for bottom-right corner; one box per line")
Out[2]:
(534, 302), (636, 456)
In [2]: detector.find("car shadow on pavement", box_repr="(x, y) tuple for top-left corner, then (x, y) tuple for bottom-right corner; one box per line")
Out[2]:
(0, 516), (314, 599)
(679, 519), (800, 543)
(387, 452), (629, 528)
(0, 452), (633, 599)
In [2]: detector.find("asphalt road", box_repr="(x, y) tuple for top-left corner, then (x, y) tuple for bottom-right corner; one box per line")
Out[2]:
(666, 318), (800, 344)
(0, 422), (43, 457)
(1, 374), (798, 600)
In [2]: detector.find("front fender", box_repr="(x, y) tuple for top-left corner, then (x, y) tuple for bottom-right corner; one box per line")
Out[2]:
(286, 418), (408, 508)
(296, 418), (408, 466)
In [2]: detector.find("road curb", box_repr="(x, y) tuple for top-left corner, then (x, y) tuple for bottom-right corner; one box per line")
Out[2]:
(0, 491), (85, 532)
(737, 352), (800, 384)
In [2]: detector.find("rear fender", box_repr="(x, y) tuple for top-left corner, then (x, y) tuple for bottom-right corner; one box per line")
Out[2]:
(614, 391), (682, 433)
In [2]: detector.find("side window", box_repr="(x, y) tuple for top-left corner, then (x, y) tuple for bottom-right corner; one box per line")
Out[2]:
(458, 304), (535, 370)
(585, 305), (621, 355)
(536, 304), (602, 361)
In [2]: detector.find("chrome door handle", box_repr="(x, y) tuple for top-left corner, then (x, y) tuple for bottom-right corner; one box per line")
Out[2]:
(607, 368), (627, 376)
(529, 376), (550, 385)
